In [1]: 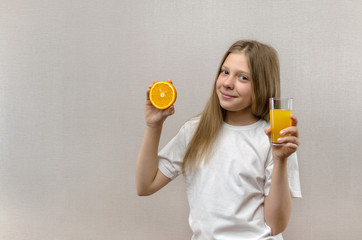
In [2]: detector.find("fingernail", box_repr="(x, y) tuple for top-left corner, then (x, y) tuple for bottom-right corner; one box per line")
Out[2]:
(277, 138), (283, 143)
(280, 130), (285, 135)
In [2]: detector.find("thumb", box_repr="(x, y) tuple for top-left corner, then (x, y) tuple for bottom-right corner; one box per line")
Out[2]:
(264, 127), (271, 137)
(168, 105), (175, 115)
(162, 105), (175, 118)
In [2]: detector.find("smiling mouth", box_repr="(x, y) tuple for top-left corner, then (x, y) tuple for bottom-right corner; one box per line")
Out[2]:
(221, 92), (236, 99)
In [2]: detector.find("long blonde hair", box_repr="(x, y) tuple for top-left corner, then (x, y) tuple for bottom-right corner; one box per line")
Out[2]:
(182, 40), (281, 174)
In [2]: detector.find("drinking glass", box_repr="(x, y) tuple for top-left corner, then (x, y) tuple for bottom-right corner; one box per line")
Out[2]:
(269, 98), (293, 145)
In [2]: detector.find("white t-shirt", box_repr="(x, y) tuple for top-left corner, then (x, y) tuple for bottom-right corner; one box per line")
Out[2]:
(158, 117), (302, 240)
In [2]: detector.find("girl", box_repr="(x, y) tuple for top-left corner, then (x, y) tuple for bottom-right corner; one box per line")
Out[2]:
(136, 40), (301, 240)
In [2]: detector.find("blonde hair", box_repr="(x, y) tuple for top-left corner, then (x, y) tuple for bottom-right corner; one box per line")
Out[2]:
(182, 40), (281, 174)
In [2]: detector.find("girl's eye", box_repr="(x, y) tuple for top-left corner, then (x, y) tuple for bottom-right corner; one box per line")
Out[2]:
(239, 75), (248, 81)
(220, 70), (229, 75)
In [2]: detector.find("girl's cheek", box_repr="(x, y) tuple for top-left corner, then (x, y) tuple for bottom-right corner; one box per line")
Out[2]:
(216, 77), (223, 88)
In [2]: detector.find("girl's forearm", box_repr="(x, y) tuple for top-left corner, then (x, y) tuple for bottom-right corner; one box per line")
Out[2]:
(264, 159), (292, 235)
(136, 126), (162, 195)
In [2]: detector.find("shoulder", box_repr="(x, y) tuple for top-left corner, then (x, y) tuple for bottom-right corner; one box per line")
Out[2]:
(258, 119), (270, 129)
(169, 115), (200, 144)
(182, 115), (201, 132)
(253, 119), (270, 135)
(185, 115), (201, 125)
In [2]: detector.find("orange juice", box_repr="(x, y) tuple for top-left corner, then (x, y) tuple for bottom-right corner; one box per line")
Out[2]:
(270, 109), (292, 144)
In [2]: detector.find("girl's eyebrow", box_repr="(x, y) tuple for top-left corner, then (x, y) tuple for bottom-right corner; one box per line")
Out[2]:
(222, 65), (250, 76)
(239, 71), (251, 77)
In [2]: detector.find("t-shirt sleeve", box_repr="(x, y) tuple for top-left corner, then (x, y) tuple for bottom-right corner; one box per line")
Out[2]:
(158, 123), (189, 180)
(264, 151), (302, 198)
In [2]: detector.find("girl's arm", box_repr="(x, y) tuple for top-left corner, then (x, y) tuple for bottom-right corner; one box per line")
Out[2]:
(264, 158), (292, 235)
(136, 125), (171, 196)
(135, 81), (174, 196)
(264, 115), (300, 235)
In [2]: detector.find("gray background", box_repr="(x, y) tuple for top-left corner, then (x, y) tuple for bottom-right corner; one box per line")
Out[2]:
(1, 0), (362, 239)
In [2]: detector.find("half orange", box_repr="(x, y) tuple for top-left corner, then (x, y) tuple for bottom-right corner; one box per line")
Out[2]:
(149, 81), (177, 110)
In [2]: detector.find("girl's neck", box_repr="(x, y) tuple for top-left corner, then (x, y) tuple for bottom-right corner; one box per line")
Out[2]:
(224, 110), (260, 126)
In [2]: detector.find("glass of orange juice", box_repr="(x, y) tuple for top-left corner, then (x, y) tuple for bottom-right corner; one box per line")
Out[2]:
(269, 98), (293, 145)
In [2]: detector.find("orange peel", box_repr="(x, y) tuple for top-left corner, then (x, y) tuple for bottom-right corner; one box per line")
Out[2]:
(149, 81), (177, 110)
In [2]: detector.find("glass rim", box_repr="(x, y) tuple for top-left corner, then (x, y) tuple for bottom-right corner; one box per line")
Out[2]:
(269, 97), (293, 101)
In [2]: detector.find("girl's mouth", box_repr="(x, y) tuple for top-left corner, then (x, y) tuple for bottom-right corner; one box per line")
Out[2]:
(221, 92), (236, 99)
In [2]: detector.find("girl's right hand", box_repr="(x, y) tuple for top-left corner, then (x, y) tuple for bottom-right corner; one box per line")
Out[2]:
(145, 80), (175, 128)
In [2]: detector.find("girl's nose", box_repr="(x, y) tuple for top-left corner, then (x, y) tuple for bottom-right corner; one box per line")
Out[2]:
(223, 76), (234, 90)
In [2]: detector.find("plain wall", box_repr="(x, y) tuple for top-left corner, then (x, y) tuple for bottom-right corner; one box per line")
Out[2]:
(1, 0), (362, 239)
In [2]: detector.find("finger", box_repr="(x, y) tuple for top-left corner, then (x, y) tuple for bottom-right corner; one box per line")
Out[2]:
(264, 127), (271, 136)
(280, 126), (299, 137)
(162, 105), (175, 117)
(147, 81), (158, 99)
(146, 84), (153, 99)
(277, 136), (300, 146)
(291, 114), (298, 127)
(168, 105), (175, 115)
(284, 142), (299, 152)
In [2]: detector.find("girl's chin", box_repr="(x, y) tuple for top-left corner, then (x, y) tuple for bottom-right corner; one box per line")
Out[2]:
(220, 104), (239, 112)
(220, 103), (252, 113)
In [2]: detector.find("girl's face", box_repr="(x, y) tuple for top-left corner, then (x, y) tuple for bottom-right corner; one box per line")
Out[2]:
(216, 52), (254, 119)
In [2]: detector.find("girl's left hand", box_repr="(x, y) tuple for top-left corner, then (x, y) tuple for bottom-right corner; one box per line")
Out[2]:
(265, 114), (300, 161)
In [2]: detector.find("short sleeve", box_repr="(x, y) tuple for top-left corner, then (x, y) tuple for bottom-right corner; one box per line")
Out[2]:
(264, 152), (302, 198)
(158, 123), (188, 180)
